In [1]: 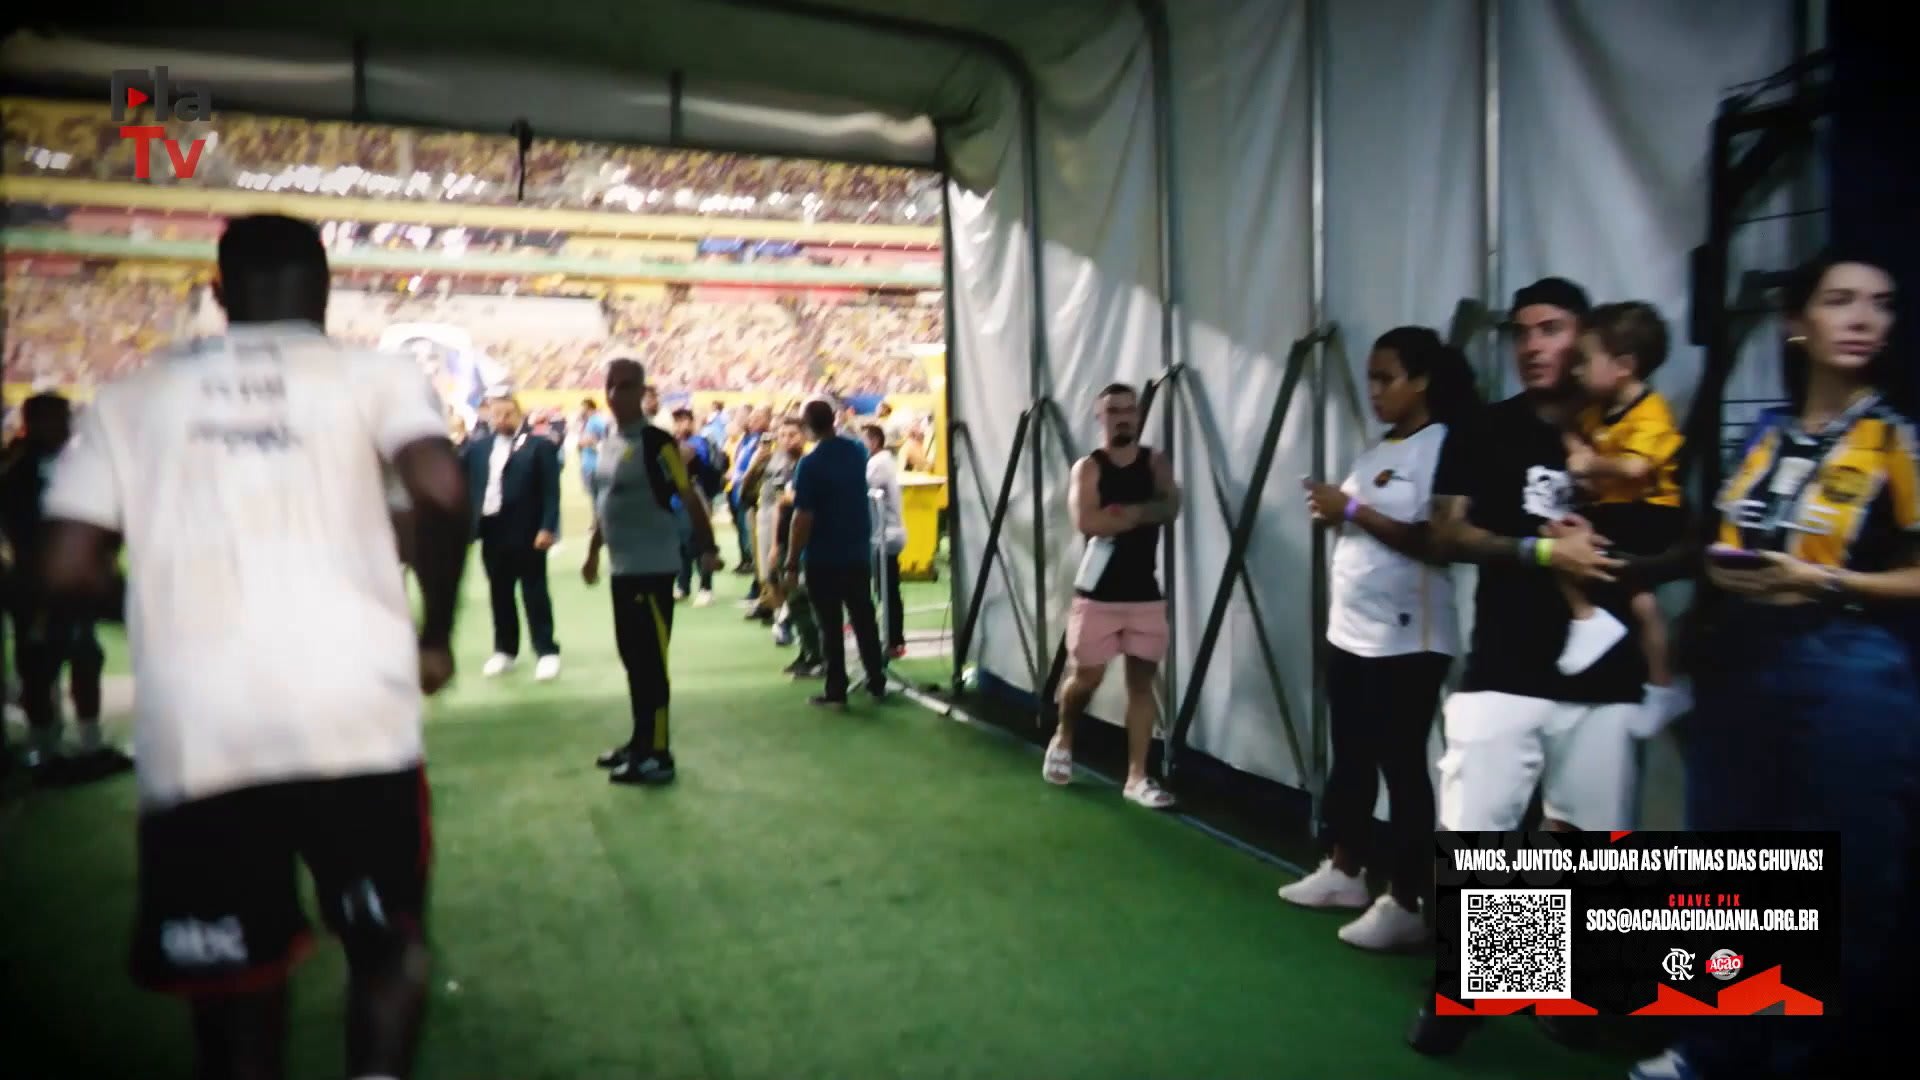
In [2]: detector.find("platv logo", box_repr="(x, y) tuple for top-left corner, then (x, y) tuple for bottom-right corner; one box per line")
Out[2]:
(110, 66), (212, 179)
(1707, 949), (1744, 981)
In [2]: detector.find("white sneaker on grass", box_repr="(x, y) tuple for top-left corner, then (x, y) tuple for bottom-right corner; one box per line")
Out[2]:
(694, 589), (713, 608)
(1338, 894), (1429, 951)
(534, 655), (562, 681)
(1276, 859), (1371, 910)
(482, 653), (515, 678)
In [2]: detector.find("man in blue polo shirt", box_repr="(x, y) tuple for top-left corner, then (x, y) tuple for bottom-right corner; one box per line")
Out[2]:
(782, 400), (888, 708)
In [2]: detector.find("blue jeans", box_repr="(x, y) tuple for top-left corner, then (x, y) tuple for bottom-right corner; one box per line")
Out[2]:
(1679, 604), (1920, 1077)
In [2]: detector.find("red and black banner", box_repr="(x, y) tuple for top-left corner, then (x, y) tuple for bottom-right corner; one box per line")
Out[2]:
(1434, 831), (1839, 1017)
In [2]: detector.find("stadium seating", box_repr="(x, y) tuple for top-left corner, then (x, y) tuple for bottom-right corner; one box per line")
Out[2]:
(3, 100), (940, 226)
(3, 262), (941, 395)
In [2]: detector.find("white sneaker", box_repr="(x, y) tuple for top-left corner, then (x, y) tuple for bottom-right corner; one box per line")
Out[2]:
(1629, 681), (1692, 738)
(482, 653), (515, 678)
(694, 589), (713, 608)
(674, 586), (689, 601)
(534, 655), (562, 682)
(1338, 894), (1429, 951)
(1276, 859), (1371, 910)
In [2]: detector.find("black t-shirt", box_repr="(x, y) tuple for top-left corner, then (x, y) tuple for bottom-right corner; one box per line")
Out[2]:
(1431, 395), (1646, 704)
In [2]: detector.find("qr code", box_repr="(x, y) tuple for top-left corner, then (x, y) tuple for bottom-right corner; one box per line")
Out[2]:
(1460, 889), (1573, 999)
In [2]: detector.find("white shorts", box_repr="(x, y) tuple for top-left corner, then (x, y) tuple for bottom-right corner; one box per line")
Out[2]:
(1436, 691), (1640, 832)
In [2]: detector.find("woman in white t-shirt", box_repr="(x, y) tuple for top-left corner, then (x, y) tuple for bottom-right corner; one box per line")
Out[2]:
(1280, 326), (1479, 952)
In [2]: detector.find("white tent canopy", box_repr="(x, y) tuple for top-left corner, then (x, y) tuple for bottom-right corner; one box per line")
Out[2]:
(4, 0), (1810, 802)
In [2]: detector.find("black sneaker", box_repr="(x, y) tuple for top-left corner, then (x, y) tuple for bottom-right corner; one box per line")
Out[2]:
(867, 681), (889, 703)
(609, 751), (676, 786)
(64, 746), (134, 782)
(781, 657), (814, 676)
(1406, 1001), (1480, 1056)
(596, 743), (633, 768)
(808, 693), (848, 710)
(789, 662), (823, 680)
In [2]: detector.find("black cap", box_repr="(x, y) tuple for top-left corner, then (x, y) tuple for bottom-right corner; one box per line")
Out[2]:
(1511, 277), (1591, 320)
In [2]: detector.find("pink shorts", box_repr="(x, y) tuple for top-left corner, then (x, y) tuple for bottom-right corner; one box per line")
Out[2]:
(1066, 597), (1169, 668)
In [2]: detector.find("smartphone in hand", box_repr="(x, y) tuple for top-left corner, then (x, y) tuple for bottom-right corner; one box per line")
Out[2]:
(1707, 543), (1769, 570)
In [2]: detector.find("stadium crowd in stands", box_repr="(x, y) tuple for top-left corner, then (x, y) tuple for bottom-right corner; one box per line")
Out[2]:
(4, 261), (941, 395)
(4, 99), (941, 227)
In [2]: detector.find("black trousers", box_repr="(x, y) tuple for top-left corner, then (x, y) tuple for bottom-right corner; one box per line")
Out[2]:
(806, 562), (887, 699)
(479, 518), (558, 658)
(1320, 646), (1451, 900)
(11, 593), (104, 729)
(611, 574), (677, 753)
(675, 509), (714, 595)
(881, 552), (905, 651)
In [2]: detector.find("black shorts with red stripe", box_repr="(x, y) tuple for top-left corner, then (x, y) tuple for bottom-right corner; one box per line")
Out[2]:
(130, 765), (431, 996)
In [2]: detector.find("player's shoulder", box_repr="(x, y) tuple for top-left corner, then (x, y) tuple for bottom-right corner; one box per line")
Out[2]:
(337, 344), (426, 381)
(637, 424), (675, 452)
(73, 369), (153, 429)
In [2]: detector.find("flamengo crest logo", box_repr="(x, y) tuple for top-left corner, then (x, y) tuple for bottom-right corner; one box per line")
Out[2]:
(110, 66), (212, 179)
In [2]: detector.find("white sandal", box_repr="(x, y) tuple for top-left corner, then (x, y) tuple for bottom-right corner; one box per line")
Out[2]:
(1042, 745), (1074, 785)
(1124, 776), (1176, 810)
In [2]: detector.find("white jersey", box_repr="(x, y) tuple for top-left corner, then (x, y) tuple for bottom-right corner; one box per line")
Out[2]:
(1326, 423), (1460, 658)
(42, 321), (448, 810)
(865, 448), (907, 554)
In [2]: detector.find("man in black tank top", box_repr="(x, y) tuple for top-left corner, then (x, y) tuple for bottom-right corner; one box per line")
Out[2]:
(1045, 383), (1182, 810)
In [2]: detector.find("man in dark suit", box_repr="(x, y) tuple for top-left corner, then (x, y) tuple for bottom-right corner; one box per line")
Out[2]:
(465, 392), (563, 681)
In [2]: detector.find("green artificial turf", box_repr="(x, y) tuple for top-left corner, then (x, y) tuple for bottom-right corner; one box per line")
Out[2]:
(2, 498), (1637, 1079)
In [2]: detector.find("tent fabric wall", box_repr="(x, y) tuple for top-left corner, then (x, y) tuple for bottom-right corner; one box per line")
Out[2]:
(1164, 0), (1314, 787)
(946, 6), (1161, 729)
(1499, 0), (1797, 418)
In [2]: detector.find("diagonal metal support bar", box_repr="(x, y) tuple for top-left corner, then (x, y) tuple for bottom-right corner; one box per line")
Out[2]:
(1164, 325), (1335, 778)
(950, 416), (1042, 690)
(954, 425), (1043, 667)
(1197, 457), (1308, 780)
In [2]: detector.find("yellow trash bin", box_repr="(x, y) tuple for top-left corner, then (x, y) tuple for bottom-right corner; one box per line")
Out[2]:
(898, 472), (946, 580)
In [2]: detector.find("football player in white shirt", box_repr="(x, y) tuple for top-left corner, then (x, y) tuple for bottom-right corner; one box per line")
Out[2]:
(41, 215), (470, 1080)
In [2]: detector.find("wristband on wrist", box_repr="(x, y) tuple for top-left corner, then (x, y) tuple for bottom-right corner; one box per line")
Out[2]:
(1343, 499), (1362, 522)
(1535, 538), (1556, 567)
(1519, 537), (1535, 563)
